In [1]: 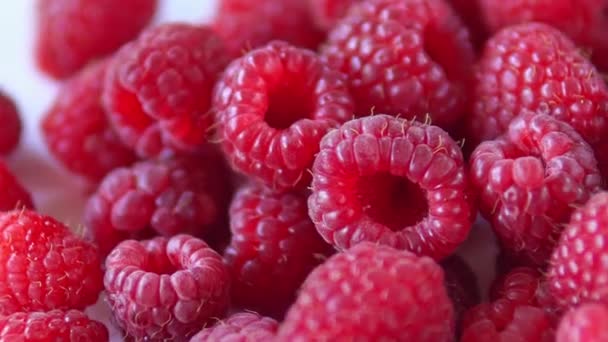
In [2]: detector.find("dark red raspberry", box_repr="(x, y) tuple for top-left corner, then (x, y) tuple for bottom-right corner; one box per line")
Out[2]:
(42, 60), (135, 182)
(470, 112), (601, 266)
(103, 23), (229, 158)
(213, 41), (354, 191)
(462, 306), (554, 342)
(308, 114), (474, 259)
(321, 0), (475, 126)
(0, 91), (22, 155)
(447, 0), (487, 47)
(213, 0), (324, 57)
(190, 312), (278, 342)
(277, 242), (454, 340)
(442, 255), (480, 337)
(309, 0), (361, 30)
(0, 210), (103, 315)
(35, 0), (157, 79)
(84, 153), (231, 256)
(0, 310), (108, 342)
(104, 234), (230, 340)
(556, 303), (608, 342)
(0, 162), (34, 211)
(224, 183), (332, 317)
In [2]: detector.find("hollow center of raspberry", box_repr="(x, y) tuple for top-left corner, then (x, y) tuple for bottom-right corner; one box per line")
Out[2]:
(265, 82), (315, 129)
(357, 173), (428, 231)
(143, 253), (177, 275)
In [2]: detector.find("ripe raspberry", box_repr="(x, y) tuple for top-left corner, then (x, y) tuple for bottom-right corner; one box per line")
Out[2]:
(277, 242), (454, 340)
(42, 60), (135, 182)
(213, 41), (354, 191)
(0, 310), (108, 342)
(321, 0), (475, 126)
(442, 255), (480, 336)
(462, 306), (553, 342)
(103, 23), (229, 158)
(0, 91), (22, 155)
(0, 162), (34, 211)
(213, 0), (324, 57)
(35, 0), (157, 79)
(104, 234), (231, 340)
(470, 112), (601, 266)
(84, 153), (231, 256)
(309, 0), (361, 30)
(190, 312), (278, 342)
(308, 114), (474, 259)
(224, 183), (332, 316)
(447, 0), (487, 47)
(0, 210), (103, 315)
(556, 303), (608, 342)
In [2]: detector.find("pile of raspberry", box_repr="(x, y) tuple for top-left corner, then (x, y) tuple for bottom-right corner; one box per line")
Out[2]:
(2, 0), (608, 340)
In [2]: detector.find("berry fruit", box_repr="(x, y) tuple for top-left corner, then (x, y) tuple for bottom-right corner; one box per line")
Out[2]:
(0, 91), (22, 155)
(310, 0), (360, 30)
(556, 303), (608, 342)
(190, 312), (278, 342)
(0, 162), (34, 211)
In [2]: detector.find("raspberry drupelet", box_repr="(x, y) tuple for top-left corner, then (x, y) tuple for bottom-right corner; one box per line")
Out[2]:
(0, 161), (33, 211)
(308, 114), (474, 259)
(213, 41), (354, 191)
(42, 60), (135, 182)
(0, 91), (22, 155)
(556, 303), (608, 342)
(104, 235), (231, 340)
(190, 312), (278, 342)
(103, 23), (229, 158)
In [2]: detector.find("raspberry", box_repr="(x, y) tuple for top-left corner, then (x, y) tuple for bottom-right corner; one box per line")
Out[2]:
(104, 234), (230, 340)
(556, 303), (608, 342)
(470, 112), (601, 266)
(213, 0), (324, 57)
(442, 255), (480, 336)
(0, 210), (103, 315)
(224, 183), (332, 316)
(0, 162), (34, 211)
(190, 312), (278, 342)
(277, 242), (454, 340)
(447, 0), (487, 47)
(308, 114), (474, 259)
(103, 23), (229, 158)
(462, 306), (554, 342)
(321, 0), (475, 126)
(42, 60), (135, 182)
(35, 0), (157, 79)
(0, 310), (108, 342)
(0, 91), (22, 155)
(84, 153), (231, 256)
(309, 0), (361, 30)
(213, 41), (354, 191)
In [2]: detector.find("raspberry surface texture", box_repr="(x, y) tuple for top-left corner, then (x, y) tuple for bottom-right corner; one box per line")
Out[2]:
(321, 0), (475, 126)
(103, 23), (229, 158)
(0, 310), (109, 342)
(213, 41), (354, 191)
(104, 235), (231, 340)
(35, 0), (157, 79)
(224, 183), (331, 316)
(308, 114), (474, 259)
(84, 153), (231, 256)
(470, 112), (601, 266)
(190, 312), (278, 342)
(310, 0), (361, 30)
(277, 242), (454, 341)
(0, 162), (34, 211)
(0, 90), (22, 155)
(556, 303), (608, 342)
(0, 210), (103, 315)
(42, 60), (135, 182)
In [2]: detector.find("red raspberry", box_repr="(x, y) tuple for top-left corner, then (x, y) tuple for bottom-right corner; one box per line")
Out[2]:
(470, 112), (601, 266)
(190, 312), (278, 342)
(277, 242), (454, 340)
(213, 41), (354, 191)
(447, 0), (487, 47)
(0, 210), (103, 315)
(104, 234), (231, 340)
(462, 306), (553, 342)
(0, 310), (108, 342)
(556, 303), (608, 342)
(42, 60), (135, 182)
(224, 183), (332, 316)
(0, 91), (22, 155)
(35, 0), (157, 79)
(103, 23), (229, 158)
(321, 0), (475, 126)
(0, 162), (34, 211)
(308, 114), (474, 259)
(84, 154), (231, 256)
(213, 0), (324, 57)
(309, 0), (361, 30)
(442, 255), (481, 336)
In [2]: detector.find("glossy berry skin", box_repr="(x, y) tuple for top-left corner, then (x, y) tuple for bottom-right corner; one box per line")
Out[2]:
(470, 112), (601, 266)
(103, 23), (229, 158)
(0, 210), (103, 315)
(0, 310), (109, 342)
(213, 41), (354, 191)
(277, 242), (454, 341)
(308, 114), (474, 260)
(42, 61), (135, 182)
(0, 162), (34, 211)
(224, 183), (331, 316)
(556, 303), (608, 342)
(190, 312), (278, 342)
(35, 0), (157, 79)
(0, 91), (22, 155)
(322, 0), (475, 126)
(104, 235), (231, 340)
